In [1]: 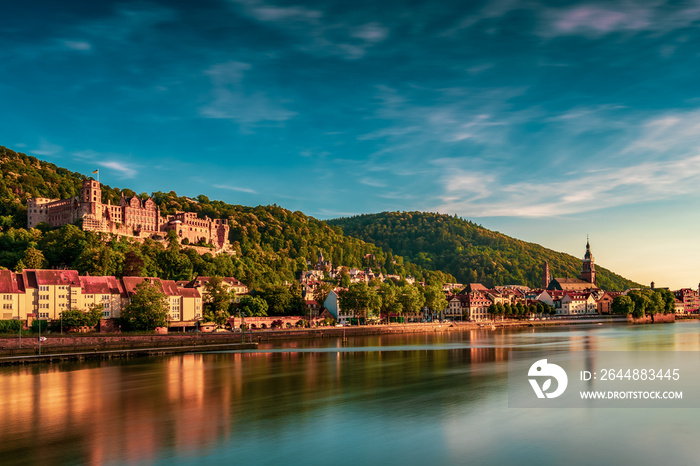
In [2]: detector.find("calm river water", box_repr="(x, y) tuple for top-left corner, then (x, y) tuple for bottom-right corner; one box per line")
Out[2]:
(3, 321), (700, 465)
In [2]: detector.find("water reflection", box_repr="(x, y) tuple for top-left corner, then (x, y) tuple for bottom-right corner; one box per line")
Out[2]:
(0, 321), (699, 465)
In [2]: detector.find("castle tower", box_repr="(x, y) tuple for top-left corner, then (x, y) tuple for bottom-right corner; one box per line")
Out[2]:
(580, 236), (596, 286)
(81, 179), (102, 216)
(542, 261), (550, 289)
(81, 180), (101, 203)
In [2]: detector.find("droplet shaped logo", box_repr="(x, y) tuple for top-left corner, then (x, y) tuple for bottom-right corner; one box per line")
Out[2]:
(528, 359), (568, 399)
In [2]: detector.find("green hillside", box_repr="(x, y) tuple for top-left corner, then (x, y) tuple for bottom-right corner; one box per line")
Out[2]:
(328, 212), (641, 291)
(0, 146), (452, 289)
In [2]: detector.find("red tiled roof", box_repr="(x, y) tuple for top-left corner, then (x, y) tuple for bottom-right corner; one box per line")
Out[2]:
(160, 280), (180, 296)
(26, 269), (80, 286)
(0, 270), (20, 293)
(177, 287), (201, 298)
(122, 277), (162, 296)
(80, 276), (111, 295)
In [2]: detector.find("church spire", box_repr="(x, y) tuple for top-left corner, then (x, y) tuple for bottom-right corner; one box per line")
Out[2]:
(580, 236), (596, 286)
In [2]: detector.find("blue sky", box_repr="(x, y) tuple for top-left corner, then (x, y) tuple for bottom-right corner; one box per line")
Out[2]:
(2, 0), (700, 288)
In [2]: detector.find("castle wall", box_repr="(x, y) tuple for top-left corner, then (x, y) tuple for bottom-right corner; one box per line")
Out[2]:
(26, 198), (54, 228)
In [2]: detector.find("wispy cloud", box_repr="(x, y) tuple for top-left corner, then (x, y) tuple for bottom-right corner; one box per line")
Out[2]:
(60, 40), (92, 51)
(358, 177), (387, 188)
(623, 110), (700, 155)
(200, 61), (296, 126)
(30, 140), (63, 157)
(540, 1), (700, 37)
(229, 0), (389, 59)
(543, 5), (652, 36)
(97, 160), (138, 178)
(76, 5), (178, 45)
(213, 184), (258, 194)
(435, 152), (700, 218)
(70, 150), (139, 178)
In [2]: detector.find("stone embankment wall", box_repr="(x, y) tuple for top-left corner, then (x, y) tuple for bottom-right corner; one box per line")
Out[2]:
(0, 323), (458, 356)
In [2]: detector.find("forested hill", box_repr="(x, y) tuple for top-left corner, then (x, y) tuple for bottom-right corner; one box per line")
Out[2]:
(0, 146), (453, 288)
(328, 212), (641, 291)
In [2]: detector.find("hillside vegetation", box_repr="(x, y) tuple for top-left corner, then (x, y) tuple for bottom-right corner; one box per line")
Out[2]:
(328, 212), (641, 291)
(0, 146), (452, 288)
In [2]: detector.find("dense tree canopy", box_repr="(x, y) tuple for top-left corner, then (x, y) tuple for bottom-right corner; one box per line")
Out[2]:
(329, 212), (641, 291)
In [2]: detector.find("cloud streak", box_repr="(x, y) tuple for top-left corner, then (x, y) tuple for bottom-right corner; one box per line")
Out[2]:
(213, 184), (258, 194)
(229, 0), (390, 59)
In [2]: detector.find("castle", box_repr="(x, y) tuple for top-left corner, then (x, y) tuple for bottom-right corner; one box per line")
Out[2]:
(27, 179), (230, 249)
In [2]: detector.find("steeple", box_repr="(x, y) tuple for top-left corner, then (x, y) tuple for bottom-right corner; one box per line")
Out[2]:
(542, 260), (550, 289)
(580, 236), (596, 286)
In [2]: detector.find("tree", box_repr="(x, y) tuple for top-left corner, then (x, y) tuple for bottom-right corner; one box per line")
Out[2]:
(397, 284), (425, 316)
(378, 282), (402, 319)
(259, 285), (304, 315)
(488, 303), (499, 319)
(338, 282), (380, 320)
(313, 282), (335, 308)
(611, 295), (634, 316)
(121, 281), (169, 331)
(22, 246), (47, 269)
(627, 290), (649, 318)
(61, 304), (104, 330)
(496, 303), (506, 319)
(122, 251), (146, 277)
(339, 270), (351, 288)
(656, 289), (675, 314)
(423, 285), (448, 316)
(203, 277), (234, 325)
(238, 295), (268, 317)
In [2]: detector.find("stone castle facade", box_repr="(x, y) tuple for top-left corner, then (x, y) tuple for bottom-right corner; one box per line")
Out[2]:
(27, 180), (230, 249)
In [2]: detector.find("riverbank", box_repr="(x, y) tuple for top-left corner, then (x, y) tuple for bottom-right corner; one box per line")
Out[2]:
(0, 316), (635, 364)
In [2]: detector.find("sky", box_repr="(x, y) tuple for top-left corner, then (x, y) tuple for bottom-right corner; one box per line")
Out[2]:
(2, 0), (700, 289)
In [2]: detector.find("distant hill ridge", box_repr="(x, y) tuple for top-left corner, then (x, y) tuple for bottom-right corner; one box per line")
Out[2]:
(328, 212), (641, 291)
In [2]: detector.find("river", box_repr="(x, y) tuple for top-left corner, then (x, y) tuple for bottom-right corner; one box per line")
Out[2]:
(2, 321), (699, 465)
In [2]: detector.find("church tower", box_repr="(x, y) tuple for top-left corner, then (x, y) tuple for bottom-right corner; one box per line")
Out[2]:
(542, 261), (550, 289)
(580, 237), (596, 286)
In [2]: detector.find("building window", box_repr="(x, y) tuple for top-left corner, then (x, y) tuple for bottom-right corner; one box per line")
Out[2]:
(3, 295), (11, 300)
(39, 286), (49, 292)
(39, 312), (49, 318)
(2, 304), (12, 310)
(102, 311), (110, 317)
